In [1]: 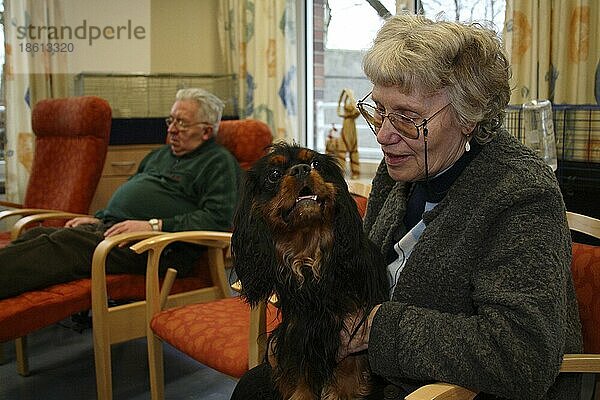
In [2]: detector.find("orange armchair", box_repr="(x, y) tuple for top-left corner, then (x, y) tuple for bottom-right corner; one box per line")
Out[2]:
(0, 96), (111, 246)
(404, 211), (600, 400)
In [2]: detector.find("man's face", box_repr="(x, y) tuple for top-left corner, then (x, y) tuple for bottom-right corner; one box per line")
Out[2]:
(167, 100), (212, 156)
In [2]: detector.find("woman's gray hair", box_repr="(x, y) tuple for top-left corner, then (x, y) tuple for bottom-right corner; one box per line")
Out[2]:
(363, 13), (511, 143)
(176, 88), (225, 135)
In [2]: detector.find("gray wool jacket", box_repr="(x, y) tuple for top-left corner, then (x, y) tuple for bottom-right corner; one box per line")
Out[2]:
(364, 130), (583, 400)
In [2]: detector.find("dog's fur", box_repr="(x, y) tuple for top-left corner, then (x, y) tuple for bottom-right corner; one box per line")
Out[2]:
(232, 143), (389, 399)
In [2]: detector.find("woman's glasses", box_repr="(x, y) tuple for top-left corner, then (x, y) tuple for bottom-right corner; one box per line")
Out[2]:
(357, 91), (450, 140)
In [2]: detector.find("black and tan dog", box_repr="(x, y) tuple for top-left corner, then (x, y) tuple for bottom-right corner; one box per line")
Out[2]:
(232, 143), (388, 399)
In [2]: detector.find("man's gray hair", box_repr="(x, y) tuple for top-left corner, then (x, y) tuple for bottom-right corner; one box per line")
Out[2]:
(176, 88), (225, 135)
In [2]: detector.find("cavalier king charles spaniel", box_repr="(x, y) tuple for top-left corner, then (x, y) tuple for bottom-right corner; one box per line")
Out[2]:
(232, 143), (388, 399)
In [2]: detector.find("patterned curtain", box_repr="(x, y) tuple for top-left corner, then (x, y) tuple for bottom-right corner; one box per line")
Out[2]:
(504, 0), (600, 105)
(4, 0), (69, 202)
(218, 0), (298, 141)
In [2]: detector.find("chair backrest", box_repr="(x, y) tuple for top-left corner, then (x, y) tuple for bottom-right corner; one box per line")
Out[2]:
(567, 211), (600, 354)
(25, 96), (111, 213)
(215, 119), (272, 170)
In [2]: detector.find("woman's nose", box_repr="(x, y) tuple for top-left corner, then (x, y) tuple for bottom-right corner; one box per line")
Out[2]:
(376, 119), (400, 145)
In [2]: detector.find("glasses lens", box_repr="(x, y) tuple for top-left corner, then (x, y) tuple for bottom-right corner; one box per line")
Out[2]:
(358, 104), (380, 134)
(388, 114), (419, 139)
(165, 117), (189, 130)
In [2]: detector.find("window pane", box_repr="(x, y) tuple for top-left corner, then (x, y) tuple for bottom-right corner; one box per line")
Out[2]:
(418, 0), (505, 31)
(315, 0), (395, 166)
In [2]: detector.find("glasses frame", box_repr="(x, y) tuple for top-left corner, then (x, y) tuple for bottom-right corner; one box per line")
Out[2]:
(165, 117), (211, 131)
(357, 91), (450, 140)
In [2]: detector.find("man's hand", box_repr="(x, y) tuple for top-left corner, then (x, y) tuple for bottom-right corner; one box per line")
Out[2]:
(338, 304), (381, 361)
(104, 220), (154, 237)
(65, 216), (100, 228)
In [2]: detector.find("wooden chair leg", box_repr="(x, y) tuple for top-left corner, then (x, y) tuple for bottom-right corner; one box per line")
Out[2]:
(148, 268), (176, 400)
(248, 302), (267, 369)
(15, 336), (30, 376)
(93, 321), (113, 400)
(148, 332), (165, 400)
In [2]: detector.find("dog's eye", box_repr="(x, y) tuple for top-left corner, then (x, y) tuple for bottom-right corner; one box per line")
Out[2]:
(267, 169), (283, 183)
(310, 160), (320, 170)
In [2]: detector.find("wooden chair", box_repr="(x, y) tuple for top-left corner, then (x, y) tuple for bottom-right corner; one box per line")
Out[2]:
(404, 211), (600, 400)
(137, 183), (372, 400)
(0, 119), (272, 399)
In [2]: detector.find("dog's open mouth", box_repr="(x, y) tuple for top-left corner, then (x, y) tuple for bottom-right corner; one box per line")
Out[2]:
(284, 186), (324, 223)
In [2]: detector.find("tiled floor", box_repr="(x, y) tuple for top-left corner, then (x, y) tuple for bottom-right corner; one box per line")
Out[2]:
(0, 317), (237, 400)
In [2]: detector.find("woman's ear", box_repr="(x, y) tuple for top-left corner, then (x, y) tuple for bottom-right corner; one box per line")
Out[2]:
(462, 121), (477, 136)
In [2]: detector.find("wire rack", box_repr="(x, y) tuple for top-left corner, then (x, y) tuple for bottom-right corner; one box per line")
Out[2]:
(506, 104), (600, 219)
(74, 73), (238, 118)
(505, 104), (600, 163)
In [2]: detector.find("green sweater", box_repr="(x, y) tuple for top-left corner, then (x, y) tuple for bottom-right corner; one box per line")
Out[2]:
(96, 138), (240, 232)
(364, 131), (582, 400)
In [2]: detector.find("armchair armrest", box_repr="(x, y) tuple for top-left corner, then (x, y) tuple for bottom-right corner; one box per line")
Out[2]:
(559, 353), (600, 372)
(129, 231), (232, 320)
(403, 353), (600, 399)
(11, 212), (90, 240)
(91, 231), (166, 312)
(0, 206), (84, 221)
(0, 200), (24, 209)
(405, 383), (478, 400)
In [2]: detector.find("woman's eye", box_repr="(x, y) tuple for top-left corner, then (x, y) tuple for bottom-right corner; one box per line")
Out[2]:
(268, 169), (282, 183)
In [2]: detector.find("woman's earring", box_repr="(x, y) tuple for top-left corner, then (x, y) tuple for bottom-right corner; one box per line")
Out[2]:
(465, 136), (471, 152)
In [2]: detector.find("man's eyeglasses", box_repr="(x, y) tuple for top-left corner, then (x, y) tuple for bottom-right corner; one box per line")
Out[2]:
(165, 117), (210, 131)
(357, 91), (450, 140)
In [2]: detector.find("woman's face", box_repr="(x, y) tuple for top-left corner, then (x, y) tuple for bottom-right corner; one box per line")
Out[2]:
(372, 85), (469, 182)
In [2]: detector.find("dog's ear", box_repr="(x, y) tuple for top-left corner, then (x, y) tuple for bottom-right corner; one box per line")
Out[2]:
(232, 170), (278, 306)
(332, 180), (365, 256)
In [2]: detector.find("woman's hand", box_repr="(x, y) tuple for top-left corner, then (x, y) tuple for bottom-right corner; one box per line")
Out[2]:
(338, 304), (381, 361)
(64, 216), (100, 228)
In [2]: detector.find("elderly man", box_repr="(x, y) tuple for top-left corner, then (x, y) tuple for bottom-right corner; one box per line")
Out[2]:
(0, 88), (241, 299)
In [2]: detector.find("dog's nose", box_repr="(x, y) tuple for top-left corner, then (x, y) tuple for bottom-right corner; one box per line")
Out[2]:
(289, 164), (311, 180)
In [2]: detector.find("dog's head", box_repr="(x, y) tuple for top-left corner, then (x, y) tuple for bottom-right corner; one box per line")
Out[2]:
(232, 143), (364, 304)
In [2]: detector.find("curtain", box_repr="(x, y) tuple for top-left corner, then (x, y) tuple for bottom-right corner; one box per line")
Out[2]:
(218, 0), (298, 141)
(504, 0), (600, 105)
(4, 0), (69, 202)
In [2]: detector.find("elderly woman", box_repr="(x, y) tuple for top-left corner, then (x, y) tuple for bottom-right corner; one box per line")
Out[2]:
(232, 14), (582, 400)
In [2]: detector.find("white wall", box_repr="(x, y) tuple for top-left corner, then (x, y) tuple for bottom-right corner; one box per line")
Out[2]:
(150, 0), (224, 74)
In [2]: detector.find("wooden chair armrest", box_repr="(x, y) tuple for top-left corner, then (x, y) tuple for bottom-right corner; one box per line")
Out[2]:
(0, 207), (73, 221)
(130, 231), (232, 254)
(403, 353), (600, 400)
(91, 231), (165, 316)
(0, 200), (24, 209)
(11, 212), (90, 240)
(129, 231), (232, 319)
(405, 383), (478, 400)
(560, 353), (600, 373)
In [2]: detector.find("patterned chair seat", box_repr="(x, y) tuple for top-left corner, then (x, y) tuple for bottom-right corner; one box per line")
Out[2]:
(151, 296), (280, 378)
